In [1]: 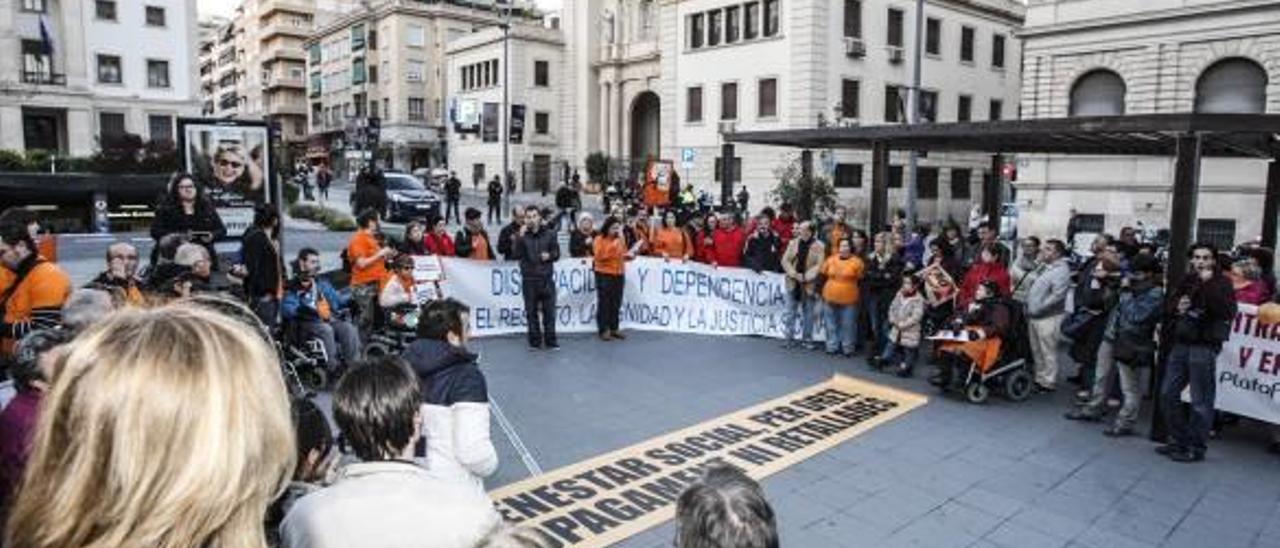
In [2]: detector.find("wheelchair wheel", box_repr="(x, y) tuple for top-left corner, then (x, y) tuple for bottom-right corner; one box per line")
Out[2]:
(299, 367), (329, 392)
(1003, 369), (1033, 402)
(365, 341), (392, 358)
(965, 382), (990, 405)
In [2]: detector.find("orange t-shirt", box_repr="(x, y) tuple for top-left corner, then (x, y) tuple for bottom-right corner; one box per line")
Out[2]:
(348, 230), (387, 286)
(593, 236), (627, 276)
(650, 227), (690, 259)
(821, 255), (865, 306)
(469, 233), (492, 261)
(1, 261), (72, 354)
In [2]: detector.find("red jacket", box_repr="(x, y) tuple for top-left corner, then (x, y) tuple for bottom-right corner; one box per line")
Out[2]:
(959, 261), (1012, 308)
(772, 216), (796, 249)
(424, 232), (456, 256)
(693, 229), (717, 264)
(712, 227), (746, 267)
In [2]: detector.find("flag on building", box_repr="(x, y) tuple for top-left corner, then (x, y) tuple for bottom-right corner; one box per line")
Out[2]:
(39, 15), (54, 55)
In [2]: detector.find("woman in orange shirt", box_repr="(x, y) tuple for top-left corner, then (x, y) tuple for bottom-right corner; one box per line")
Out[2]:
(593, 217), (637, 341)
(649, 211), (691, 261)
(821, 238), (865, 357)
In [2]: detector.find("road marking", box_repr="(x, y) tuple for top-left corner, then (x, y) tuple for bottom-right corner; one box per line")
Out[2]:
(491, 396), (544, 476)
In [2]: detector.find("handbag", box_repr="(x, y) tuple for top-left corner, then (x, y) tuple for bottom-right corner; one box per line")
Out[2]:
(1059, 308), (1096, 340)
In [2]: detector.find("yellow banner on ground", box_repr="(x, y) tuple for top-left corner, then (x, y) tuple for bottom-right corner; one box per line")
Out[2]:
(488, 375), (928, 547)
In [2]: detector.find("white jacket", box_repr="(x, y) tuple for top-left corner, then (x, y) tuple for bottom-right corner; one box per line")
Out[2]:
(280, 460), (500, 548)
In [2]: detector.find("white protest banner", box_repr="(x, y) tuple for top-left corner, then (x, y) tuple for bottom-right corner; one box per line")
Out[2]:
(1207, 304), (1280, 425)
(428, 257), (812, 339)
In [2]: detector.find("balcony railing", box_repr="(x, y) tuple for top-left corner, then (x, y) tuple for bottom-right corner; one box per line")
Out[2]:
(21, 72), (65, 85)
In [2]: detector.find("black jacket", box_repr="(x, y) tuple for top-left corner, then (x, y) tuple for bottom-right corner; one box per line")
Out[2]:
(1166, 271), (1237, 349)
(445, 177), (462, 200)
(454, 227), (495, 259)
(487, 180), (503, 205)
(401, 339), (488, 406)
(555, 186), (579, 209)
(511, 225), (560, 279)
(568, 229), (595, 258)
(742, 231), (783, 273)
(864, 252), (905, 297)
(149, 200), (226, 265)
(497, 221), (521, 260)
(240, 226), (282, 300)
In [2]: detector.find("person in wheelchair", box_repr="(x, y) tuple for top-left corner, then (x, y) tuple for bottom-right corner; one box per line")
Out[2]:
(930, 280), (1011, 388)
(282, 248), (361, 371)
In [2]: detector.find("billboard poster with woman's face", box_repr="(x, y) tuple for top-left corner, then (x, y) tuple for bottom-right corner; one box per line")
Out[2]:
(180, 120), (271, 237)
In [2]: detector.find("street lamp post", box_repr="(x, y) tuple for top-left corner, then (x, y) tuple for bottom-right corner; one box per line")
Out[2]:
(501, 2), (512, 215)
(905, 0), (924, 229)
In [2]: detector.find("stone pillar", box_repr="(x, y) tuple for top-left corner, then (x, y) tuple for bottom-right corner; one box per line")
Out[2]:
(0, 105), (23, 151)
(612, 81), (624, 159)
(67, 108), (93, 157)
(600, 82), (611, 155)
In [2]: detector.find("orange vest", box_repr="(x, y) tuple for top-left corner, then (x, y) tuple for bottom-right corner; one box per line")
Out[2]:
(1, 261), (72, 355)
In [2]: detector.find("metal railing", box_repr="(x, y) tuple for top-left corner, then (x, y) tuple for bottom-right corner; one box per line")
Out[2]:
(20, 71), (65, 85)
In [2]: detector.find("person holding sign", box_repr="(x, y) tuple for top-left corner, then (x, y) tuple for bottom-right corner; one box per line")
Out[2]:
(594, 217), (640, 341)
(511, 208), (561, 350)
(1157, 243), (1237, 463)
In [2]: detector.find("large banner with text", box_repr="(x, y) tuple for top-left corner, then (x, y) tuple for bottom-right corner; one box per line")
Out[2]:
(1205, 304), (1280, 425)
(427, 257), (803, 339)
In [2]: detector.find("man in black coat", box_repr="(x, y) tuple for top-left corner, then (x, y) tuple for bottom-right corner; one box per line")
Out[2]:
(742, 215), (782, 273)
(510, 208), (561, 350)
(496, 205), (526, 260)
(240, 205), (284, 328)
(486, 175), (504, 225)
(1157, 243), (1237, 463)
(444, 172), (463, 224)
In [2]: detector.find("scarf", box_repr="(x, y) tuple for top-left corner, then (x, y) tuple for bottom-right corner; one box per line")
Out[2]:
(792, 238), (814, 300)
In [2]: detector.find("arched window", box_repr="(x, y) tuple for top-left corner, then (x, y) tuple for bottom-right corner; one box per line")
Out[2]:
(1195, 58), (1268, 114)
(1069, 69), (1126, 116)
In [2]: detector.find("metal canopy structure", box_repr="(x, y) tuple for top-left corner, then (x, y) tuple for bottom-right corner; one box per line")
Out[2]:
(727, 113), (1280, 443)
(725, 113), (1280, 279)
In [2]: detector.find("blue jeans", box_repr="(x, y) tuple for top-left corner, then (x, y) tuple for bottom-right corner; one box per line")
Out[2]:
(823, 303), (858, 355)
(1160, 343), (1218, 452)
(784, 291), (816, 343)
(880, 343), (919, 369)
(864, 292), (890, 355)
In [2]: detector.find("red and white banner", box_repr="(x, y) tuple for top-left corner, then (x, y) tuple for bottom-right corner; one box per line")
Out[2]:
(1210, 304), (1280, 424)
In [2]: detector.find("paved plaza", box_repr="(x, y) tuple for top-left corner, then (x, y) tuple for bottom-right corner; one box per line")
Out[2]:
(475, 331), (1280, 548)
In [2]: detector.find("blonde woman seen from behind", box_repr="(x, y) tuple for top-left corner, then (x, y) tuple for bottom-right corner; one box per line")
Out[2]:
(4, 305), (296, 548)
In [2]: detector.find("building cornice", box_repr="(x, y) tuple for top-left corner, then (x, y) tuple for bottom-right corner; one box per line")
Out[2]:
(1018, 0), (1277, 38)
(659, 0), (1024, 24)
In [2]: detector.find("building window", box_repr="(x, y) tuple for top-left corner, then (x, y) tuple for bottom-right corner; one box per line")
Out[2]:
(992, 34), (1006, 68)
(957, 94), (972, 122)
(354, 93), (367, 117)
(534, 60), (549, 87)
(351, 23), (366, 50)
(757, 78), (777, 118)
(407, 60), (424, 83)
(888, 165), (902, 188)
(535, 111), (549, 135)
(1073, 213), (1106, 235)
(408, 98), (425, 121)
(840, 79), (859, 118)
(406, 24), (425, 47)
(834, 163), (862, 188)
(21, 0), (47, 13)
(708, 10), (722, 47)
(744, 2), (759, 40)
(919, 89), (938, 122)
(369, 100), (378, 118)
(99, 112), (125, 138)
(309, 72), (321, 96)
(726, 6), (741, 43)
(687, 86), (703, 122)
(95, 0), (117, 21)
(763, 0), (780, 37)
(689, 13), (705, 49)
(721, 82), (738, 120)
(1197, 219), (1237, 251)
(918, 167), (939, 199)
(97, 54), (122, 84)
(960, 26), (974, 63)
(1195, 58), (1267, 114)
(147, 59), (170, 88)
(145, 6), (165, 26)
(1070, 70), (1126, 117)
(148, 115), (172, 143)
(368, 65), (378, 83)
(950, 168), (971, 199)
(21, 40), (53, 83)
(352, 57), (366, 85)
(989, 99), (1003, 121)
(925, 18), (940, 56)
(884, 85), (903, 123)
(887, 8), (903, 47)
(714, 157), (742, 182)
(383, 98), (390, 119)
(309, 44), (321, 64)
(844, 0), (861, 38)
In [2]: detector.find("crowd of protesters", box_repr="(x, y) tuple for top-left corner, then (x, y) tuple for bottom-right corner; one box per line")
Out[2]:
(1, 163), (1279, 547)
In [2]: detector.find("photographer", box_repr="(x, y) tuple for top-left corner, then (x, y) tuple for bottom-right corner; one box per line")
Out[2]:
(1157, 243), (1237, 463)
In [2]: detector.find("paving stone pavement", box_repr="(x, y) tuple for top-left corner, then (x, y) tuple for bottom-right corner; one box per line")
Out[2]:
(474, 331), (1280, 548)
